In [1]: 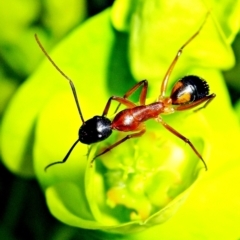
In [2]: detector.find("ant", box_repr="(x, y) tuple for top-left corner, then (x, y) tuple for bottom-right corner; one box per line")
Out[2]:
(35, 13), (215, 172)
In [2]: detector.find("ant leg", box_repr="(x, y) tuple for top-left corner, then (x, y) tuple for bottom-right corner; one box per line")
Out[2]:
(102, 80), (148, 117)
(44, 139), (79, 171)
(102, 96), (137, 117)
(114, 80), (149, 113)
(160, 12), (210, 97)
(175, 93), (216, 111)
(156, 117), (208, 171)
(91, 126), (146, 165)
(193, 93), (216, 112)
(123, 80), (148, 105)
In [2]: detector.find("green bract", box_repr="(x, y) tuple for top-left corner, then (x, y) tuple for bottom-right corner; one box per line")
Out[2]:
(1, 0), (240, 239)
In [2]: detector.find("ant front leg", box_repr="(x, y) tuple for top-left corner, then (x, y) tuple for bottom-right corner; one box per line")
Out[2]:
(101, 80), (148, 118)
(91, 125), (146, 165)
(156, 117), (208, 171)
(102, 95), (137, 117)
(114, 80), (148, 113)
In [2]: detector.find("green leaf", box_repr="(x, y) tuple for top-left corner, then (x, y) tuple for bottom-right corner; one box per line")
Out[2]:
(112, 0), (240, 82)
(0, 0), (87, 76)
(2, 1), (240, 239)
(1, 6), (113, 175)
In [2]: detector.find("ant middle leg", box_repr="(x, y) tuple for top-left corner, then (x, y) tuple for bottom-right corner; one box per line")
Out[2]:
(156, 117), (208, 171)
(91, 125), (146, 165)
(160, 13), (210, 98)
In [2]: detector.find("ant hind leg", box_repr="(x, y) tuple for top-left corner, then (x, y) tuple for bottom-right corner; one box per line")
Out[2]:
(156, 117), (208, 171)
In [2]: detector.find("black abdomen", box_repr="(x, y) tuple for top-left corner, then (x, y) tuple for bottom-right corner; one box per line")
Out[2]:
(170, 75), (210, 105)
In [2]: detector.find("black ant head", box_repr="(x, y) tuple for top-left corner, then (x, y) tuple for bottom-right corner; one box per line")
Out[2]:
(79, 116), (112, 145)
(170, 75), (210, 105)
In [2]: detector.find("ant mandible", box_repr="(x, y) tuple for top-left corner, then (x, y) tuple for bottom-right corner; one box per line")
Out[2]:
(35, 13), (215, 172)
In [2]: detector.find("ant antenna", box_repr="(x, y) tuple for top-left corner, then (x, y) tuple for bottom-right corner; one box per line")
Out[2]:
(34, 34), (85, 124)
(44, 139), (79, 171)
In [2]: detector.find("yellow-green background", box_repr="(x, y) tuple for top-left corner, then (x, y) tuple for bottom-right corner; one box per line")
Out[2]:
(0, 0), (240, 239)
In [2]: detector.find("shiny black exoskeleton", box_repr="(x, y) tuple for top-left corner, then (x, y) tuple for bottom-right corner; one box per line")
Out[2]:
(171, 75), (210, 105)
(79, 116), (112, 144)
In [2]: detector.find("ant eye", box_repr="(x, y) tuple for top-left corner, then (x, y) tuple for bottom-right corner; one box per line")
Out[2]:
(171, 75), (209, 105)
